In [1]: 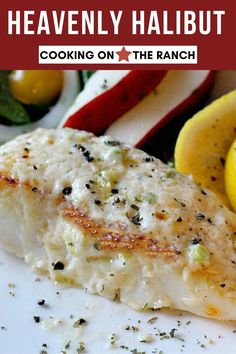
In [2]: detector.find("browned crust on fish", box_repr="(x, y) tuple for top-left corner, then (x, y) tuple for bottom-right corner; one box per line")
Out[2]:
(0, 172), (180, 260)
(63, 206), (181, 259)
(0, 173), (18, 186)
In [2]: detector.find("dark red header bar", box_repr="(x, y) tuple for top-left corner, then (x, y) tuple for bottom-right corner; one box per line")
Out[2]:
(0, 0), (235, 69)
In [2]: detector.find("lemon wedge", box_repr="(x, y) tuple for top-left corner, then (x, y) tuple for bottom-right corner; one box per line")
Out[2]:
(225, 140), (236, 211)
(175, 90), (236, 205)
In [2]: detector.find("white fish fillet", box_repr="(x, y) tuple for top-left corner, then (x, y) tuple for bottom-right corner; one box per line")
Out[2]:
(0, 128), (236, 320)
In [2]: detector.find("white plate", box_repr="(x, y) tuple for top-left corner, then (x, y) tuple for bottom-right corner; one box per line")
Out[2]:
(0, 71), (236, 354)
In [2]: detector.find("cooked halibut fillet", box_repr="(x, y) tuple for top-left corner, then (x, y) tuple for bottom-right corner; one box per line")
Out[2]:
(0, 128), (236, 320)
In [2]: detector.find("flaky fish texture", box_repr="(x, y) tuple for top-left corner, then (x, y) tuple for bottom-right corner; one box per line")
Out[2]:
(0, 128), (236, 320)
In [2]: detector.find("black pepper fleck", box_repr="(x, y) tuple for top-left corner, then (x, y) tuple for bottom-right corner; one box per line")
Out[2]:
(62, 186), (73, 195)
(38, 299), (45, 306)
(191, 238), (202, 245)
(111, 188), (119, 194)
(73, 318), (87, 328)
(83, 150), (94, 162)
(197, 213), (205, 220)
(94, 199), (101, 205)
(53, 261), (65, 270)
(143, 157), (154, 162)
(33, 316), (40, 323)
(74, 144), (94, 162)
(101, 79), (108, 89)
(169, 328), (177, 338)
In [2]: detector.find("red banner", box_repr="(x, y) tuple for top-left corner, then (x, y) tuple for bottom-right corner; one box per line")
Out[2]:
(0, 0), (235, 69)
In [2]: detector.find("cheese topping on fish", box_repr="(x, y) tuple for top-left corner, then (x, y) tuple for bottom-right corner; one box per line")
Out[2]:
(0, 128), (236, 320)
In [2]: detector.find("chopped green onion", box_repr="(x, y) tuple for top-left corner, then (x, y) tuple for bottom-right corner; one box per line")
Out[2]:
(189, 244), (209, 263)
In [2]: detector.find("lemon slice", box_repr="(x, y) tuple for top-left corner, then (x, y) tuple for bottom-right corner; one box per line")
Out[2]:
(175, 90), (236, 205)
(225, 139), (236, 211)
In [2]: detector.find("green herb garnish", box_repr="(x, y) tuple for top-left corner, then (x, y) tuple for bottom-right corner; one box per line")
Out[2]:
(189, 244), (209, 263)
